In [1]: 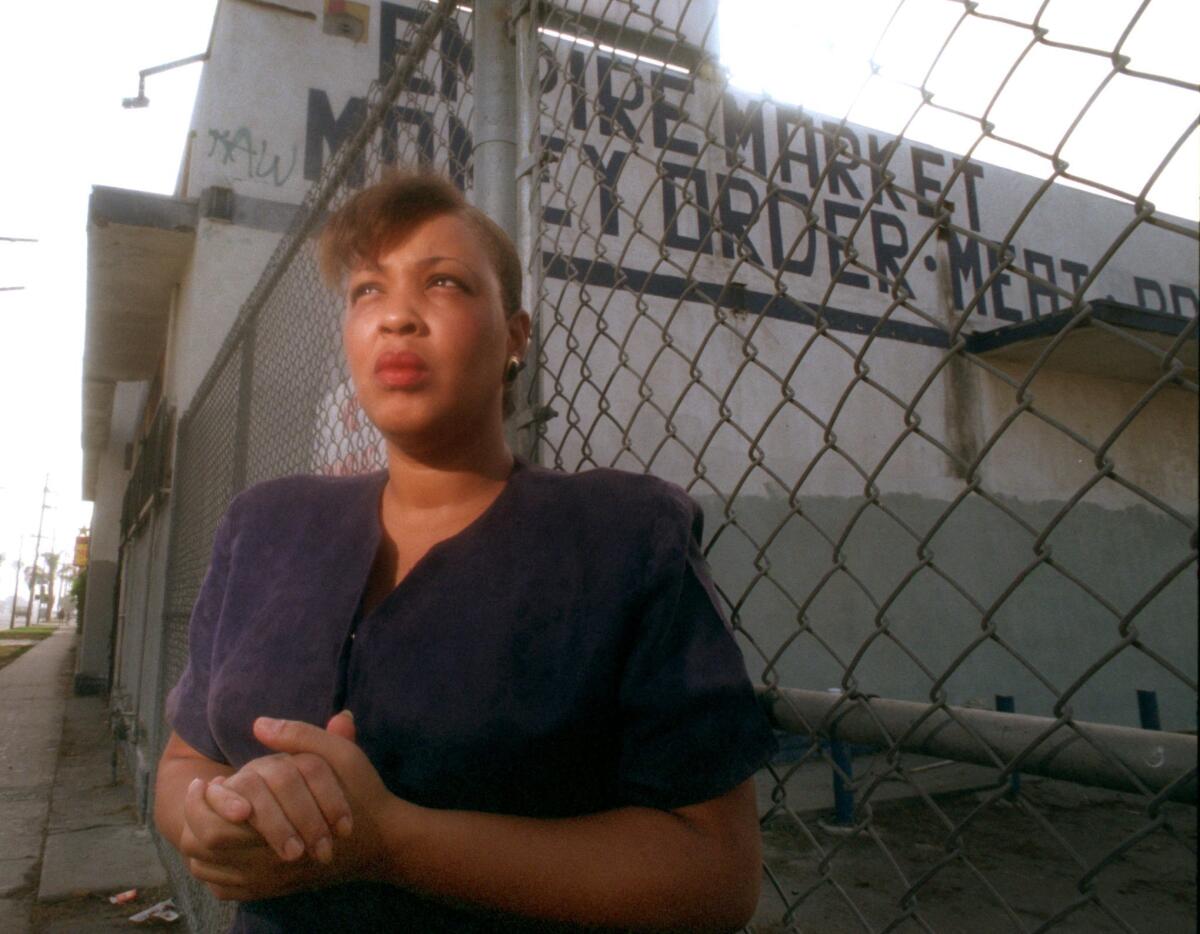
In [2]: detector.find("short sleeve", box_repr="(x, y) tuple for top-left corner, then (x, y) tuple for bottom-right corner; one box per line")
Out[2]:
(615, 494), (777, 810)
(164, 508), (235, 764)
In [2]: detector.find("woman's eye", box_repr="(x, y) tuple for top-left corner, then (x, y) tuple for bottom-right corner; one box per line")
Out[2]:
(430, 274), (465, 290)
(349, 283), (380, 301)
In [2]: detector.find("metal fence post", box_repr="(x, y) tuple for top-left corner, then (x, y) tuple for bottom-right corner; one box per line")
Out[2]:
(145, 413), (188, 814)
(229, 333), (255, 495)
(511, 0), (545, 464)
(472, 0), (518, 238)
(473, 0), (529, 459)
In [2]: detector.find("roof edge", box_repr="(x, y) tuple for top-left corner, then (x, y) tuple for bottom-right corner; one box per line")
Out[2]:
(89, 185), (199, 234)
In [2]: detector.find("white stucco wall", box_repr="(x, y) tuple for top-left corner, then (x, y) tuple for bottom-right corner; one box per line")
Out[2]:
(185, 0), (380, 204)
(168, 220), (285, 414)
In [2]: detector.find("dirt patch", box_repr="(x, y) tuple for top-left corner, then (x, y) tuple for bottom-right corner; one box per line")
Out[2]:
(754, 777), (1196, 933)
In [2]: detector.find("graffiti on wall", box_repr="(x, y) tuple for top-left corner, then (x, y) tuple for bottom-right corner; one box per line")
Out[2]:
(206, 126), (298, 187)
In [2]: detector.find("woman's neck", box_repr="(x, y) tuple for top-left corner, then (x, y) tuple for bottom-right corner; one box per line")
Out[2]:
(381, 427), (514, 515)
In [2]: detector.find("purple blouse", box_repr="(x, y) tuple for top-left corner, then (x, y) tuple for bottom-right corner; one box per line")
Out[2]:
(166, 457), (776, 931)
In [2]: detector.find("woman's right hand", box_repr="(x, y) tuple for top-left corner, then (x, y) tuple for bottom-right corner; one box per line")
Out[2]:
(200, 711), (358, 864)
(180, 777), (345, 901)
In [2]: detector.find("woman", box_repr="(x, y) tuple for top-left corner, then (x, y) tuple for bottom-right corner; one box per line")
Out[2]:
(155, 171), (777, 932)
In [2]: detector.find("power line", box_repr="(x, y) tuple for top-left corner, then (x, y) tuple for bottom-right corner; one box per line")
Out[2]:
(1, 236), (34, 292)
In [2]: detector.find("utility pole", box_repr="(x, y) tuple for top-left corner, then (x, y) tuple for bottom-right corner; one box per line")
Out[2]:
(26, 475), (49, 626)
(45, 524), (58, 623)
(8, 534), (22, 629)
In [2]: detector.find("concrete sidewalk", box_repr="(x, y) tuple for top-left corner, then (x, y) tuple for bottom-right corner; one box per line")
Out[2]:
(0, 628), (171, 933)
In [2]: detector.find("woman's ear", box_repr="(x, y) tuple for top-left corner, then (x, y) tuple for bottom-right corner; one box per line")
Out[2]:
(507, 310), (532, 360)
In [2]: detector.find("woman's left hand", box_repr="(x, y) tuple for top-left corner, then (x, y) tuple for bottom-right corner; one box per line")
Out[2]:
(192, 715), (403, 899)
(252, 714), (400, 877)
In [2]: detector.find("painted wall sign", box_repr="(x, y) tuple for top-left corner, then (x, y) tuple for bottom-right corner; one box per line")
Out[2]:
(293, 1), (1197, 347)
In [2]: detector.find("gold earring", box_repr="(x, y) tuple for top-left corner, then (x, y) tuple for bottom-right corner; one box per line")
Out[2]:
(504, 356), (521, 384)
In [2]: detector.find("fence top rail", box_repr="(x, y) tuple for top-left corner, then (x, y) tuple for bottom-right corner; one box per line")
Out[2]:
(762, 686), (1197, 805)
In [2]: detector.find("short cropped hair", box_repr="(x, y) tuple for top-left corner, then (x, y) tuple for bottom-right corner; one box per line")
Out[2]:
(318, 170), (522, 318)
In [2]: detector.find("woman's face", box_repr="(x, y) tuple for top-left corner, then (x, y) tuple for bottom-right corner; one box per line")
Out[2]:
(341, 212), (528, 447)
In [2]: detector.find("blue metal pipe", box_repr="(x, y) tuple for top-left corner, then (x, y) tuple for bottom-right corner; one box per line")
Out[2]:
(829, 736), (855, 825)
(995, 694), (1020, 796)
(1136, 689), (1162, 731)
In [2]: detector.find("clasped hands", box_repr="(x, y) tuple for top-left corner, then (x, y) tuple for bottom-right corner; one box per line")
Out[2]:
(181, 711), (397, 901)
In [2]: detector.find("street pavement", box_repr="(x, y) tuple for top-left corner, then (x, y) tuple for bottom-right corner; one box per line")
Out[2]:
(0, 628), (171, 933)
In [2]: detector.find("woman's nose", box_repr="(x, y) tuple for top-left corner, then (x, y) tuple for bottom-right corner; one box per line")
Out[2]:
(377, 291), (423, 334)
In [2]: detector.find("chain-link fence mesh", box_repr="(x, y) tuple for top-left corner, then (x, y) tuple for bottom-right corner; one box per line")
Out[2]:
(140, 0), (1196, 930)
(521, 3), (1196, 928)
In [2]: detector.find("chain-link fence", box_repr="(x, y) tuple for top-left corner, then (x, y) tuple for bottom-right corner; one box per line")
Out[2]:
(139, 0), (1196, 930)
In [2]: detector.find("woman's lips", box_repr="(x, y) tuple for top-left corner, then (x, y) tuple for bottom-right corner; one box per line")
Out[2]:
(374, 350), (429, 389)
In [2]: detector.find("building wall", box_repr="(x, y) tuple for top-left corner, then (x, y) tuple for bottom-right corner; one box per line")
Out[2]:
(76, 382), (145, 693)
(541, 287), (1197, 727)
(99, 0), (1198, 733)
(186, 0), (377, 204)
(519, 5), (1197, 729)
(169, 220), (287, 414)
(166, 0), (398, 415)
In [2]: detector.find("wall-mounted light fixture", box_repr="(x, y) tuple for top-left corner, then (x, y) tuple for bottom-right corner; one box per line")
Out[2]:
(122, 52), (209, 109)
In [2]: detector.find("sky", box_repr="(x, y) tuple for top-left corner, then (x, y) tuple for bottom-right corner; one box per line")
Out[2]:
(0, 0), (1196, 606)
(719, 0), (1199, 220)
(0, 1), (218, 601)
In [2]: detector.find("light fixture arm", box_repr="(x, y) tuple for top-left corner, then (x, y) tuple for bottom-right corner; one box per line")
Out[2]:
(122, 52), (208, 108)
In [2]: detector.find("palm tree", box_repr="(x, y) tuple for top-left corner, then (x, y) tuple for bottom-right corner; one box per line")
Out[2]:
(23, 564), (47, 623)
(43, 552), (61, 621)
(22, 552), (62, 624)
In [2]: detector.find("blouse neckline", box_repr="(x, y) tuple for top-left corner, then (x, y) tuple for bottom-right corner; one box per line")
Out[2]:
(357, 455), (528, 621)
